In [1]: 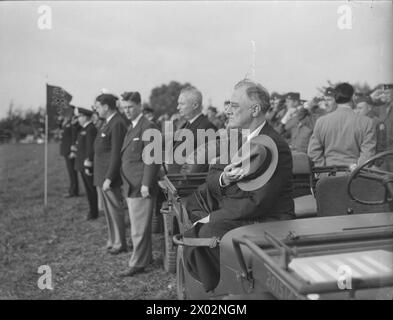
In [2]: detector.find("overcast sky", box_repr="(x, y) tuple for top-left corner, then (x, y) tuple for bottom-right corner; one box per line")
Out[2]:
(0, 1), (392, 118)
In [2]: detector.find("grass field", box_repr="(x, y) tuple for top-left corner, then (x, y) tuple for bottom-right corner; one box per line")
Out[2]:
(0, 143), (176, 299)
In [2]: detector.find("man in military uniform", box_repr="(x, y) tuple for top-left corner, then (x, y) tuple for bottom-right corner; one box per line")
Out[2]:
(308, 83), (376, 168)
(75, 107), (98, 220)
(59, 107), (80, 197)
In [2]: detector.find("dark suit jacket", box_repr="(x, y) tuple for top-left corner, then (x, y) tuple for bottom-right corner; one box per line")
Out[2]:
(60, 121), (80, 156)
(93, 113), (128, 187)
(188, 123), (294, 224)
(75, 122), (97, 172)
(173, 114), (217, 150)
(167, 114), (217, 173)
(120, 116), (160, 198)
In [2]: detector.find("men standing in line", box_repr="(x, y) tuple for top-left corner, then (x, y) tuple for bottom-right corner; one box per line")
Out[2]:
(118, 92), (161, 277)
(75, 107), (98, 220)
(94, 93), (128, 254)
(59, 107), (80, 198)
(308, 83), (376, 168)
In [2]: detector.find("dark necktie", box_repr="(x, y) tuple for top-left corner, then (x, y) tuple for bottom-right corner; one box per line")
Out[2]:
(181, 121), (190, 129)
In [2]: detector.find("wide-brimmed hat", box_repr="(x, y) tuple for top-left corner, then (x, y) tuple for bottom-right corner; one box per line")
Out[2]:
(231, 135), (278, 191)
(183, 133), (278, 191)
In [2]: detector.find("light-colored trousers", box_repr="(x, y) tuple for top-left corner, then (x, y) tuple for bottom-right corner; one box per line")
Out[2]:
(96, 186), (127, 250)
(126, 196), (155, 268)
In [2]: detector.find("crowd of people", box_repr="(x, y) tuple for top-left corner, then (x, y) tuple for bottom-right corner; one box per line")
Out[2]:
(57, 80), (393, 284)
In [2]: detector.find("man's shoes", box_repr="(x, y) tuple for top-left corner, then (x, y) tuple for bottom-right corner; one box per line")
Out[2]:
(118, 267), (145, 277)
(86, 215), (98, 221)
(108, 247), (128, 255)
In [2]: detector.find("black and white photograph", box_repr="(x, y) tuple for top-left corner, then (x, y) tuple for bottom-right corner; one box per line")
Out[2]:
(1, 0), (393, 303)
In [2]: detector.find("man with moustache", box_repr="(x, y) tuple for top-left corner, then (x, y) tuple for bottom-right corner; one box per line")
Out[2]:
(118, 91), (160, 277)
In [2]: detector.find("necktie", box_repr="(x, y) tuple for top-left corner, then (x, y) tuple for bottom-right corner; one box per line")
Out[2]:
(125, 123), (134, 139)
(181, 121), (190, 129)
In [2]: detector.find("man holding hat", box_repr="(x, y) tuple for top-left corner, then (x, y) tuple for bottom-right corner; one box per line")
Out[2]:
(308, 83), (376, 168)
(183, 79), (294, 292)
(74, 107), (99, 220)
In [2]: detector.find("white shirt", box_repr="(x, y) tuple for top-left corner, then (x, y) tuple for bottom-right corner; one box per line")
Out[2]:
(219, 120), (266, 187)
(189, 113), (202, 124)
(245, 121), (266, 142)
(132, 113), (143, 128)
(106, 112), (116, 124)
(83, 121), (92, 128)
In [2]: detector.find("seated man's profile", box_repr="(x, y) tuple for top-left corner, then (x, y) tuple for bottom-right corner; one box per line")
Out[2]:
(183, 79), (295, 292)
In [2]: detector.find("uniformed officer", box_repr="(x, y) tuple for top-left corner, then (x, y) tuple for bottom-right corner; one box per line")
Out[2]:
(324, 87), (337, 113)
(59, 106), (80, 197)
(75, 107), (99, 220)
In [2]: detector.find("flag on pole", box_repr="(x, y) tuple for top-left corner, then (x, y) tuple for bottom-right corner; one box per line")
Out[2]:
(46, 84), (73, 126)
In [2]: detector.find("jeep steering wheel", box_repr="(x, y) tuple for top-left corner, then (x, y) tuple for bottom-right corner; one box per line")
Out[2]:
(347, 150), (393, 205)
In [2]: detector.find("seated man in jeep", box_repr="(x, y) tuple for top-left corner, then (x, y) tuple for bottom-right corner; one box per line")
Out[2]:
(183, 79), (294, 292)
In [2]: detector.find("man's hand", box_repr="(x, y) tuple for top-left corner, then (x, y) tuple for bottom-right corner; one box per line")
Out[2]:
(349, 163), (357, 172)
(102, 178), (112, 191)
(141, 185), (150, 198)
(158, 179), (167, 190)
(84, 159), (93, 167)
(221, 163), (246, 186)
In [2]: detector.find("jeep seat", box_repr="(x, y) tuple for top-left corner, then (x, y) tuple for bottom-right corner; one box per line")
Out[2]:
(316, 175), (392, 217)
(292, 152), (317, 218)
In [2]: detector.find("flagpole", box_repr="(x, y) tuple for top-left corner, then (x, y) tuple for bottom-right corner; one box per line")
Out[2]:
(44, 113), (48, 207)
(44, 76), (48, 208)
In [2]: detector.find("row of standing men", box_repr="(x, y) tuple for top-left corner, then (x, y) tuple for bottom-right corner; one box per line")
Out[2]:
(58, 87), (216, 277)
